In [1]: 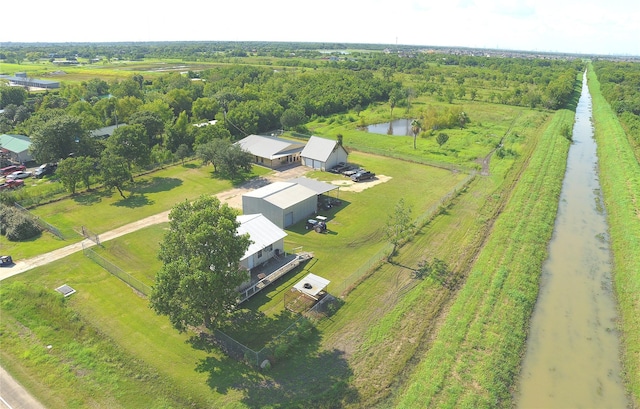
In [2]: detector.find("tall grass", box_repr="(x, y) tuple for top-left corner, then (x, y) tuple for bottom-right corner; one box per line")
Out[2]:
(394, 109), (573, 408)
(588, 65), (640, 405)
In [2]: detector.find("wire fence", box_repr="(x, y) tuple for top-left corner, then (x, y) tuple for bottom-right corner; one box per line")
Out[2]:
(82, 243), (151, 296)
(212, 294), (338, 368)
(13, 203), (66, 240)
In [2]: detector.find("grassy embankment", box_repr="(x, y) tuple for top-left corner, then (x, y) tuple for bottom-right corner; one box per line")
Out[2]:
(393, 108), (574, 408)
(588, 65), (640, 406)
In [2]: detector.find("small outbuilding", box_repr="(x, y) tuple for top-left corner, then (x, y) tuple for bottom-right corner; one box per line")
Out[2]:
(0, 134), (32, 163)
(300, 136), (348, 171)
(236, 134), (305, 169)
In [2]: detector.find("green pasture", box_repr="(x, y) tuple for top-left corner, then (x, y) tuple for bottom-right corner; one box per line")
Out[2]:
(589, 66), (640, 405)
(393, 109), (573, 407)
(306, 95), (549, 171)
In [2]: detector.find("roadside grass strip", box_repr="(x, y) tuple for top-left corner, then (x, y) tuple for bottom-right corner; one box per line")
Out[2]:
(395, 109), (573, 408)
(589, 66), (640, 405)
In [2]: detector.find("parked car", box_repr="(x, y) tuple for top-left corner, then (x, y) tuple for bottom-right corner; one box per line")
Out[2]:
(34, 163), (58, 178)
(6, 170), (32, 180)
(0, 179), (24, 190)
(351, 170), (375, 182)
(1, 165), (26, 176)
(342, 167), (362, 177)
(0, 255), (13, 266)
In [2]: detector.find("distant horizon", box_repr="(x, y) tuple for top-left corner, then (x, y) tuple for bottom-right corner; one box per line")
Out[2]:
(1, 0), (638, 57)
(1, 40), (638, 58)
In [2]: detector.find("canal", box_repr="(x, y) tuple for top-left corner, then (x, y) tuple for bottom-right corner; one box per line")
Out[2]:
(516, 71), (629, 407)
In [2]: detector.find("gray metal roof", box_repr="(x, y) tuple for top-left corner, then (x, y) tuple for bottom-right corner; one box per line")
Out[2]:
(244, 181), (317, 209)
(243, 181), (295, 199)
(288, 177), (338, 195)
(265, 184), (317, 209)
(237, 214), (287, 261)
(300, 136), (346, 161)
(236, 134), (305, 159)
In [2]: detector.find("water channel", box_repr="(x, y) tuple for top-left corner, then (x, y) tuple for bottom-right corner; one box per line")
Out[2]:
(516, 72), (629, 407)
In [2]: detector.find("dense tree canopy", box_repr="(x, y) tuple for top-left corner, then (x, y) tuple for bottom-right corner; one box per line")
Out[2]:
(150, 195), (251, 331)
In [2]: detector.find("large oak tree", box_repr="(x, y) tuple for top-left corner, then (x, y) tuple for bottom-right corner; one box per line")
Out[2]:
(150, 196), (251, 332)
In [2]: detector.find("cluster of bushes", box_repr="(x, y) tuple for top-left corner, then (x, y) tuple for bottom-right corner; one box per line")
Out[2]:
(0, 203), (41, 241)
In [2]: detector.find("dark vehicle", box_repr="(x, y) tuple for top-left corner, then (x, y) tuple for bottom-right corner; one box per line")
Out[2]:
(351, 170), (375, 182)
(329, 162), (349, 174)
(305, 217), (327, 233)
(0, 255), (13, 266)
(1, 165), (26, 176)
(34, 163), (58, 178)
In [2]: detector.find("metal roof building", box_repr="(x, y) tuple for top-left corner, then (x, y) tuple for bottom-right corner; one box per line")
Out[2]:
(0, 75), (60, 89)
(300, 135), (348, 171)
(237, 213), (287, 270)
(0, 134), (32, 163)
(242, 181), (319, 228)
(236, 134), (305, 169)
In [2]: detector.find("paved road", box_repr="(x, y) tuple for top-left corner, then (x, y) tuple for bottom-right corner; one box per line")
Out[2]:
(0, 367), (46, 409)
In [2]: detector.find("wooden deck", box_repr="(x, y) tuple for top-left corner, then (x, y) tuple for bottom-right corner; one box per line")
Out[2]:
(237, 252), (313, 304)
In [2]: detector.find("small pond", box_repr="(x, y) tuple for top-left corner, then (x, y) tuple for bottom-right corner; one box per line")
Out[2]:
(366, 119), (417, 136)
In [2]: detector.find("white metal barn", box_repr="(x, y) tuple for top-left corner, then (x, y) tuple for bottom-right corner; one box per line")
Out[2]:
(300, 136), (348, 171)
(242, 182), (318, 228)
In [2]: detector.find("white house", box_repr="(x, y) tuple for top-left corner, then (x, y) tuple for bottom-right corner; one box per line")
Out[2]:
(237, 213), (287, 271)
(300, 136), (348, 171)
(236, 134), (305, 169)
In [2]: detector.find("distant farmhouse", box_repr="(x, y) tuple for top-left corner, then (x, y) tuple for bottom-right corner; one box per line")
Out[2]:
(0, 134), (32, 163)
(242, 178), (337, 228)
(300, 135), (348, 171)
(236, 134), (305, 169)
(0, 73), (60, 89)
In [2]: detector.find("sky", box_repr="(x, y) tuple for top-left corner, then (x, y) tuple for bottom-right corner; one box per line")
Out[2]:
(2, 0), (638, 56)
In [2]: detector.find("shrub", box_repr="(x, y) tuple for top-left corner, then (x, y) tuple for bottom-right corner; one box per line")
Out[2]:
(5, 211), (41, 241)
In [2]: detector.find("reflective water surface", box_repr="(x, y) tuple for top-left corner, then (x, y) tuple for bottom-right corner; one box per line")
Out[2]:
(366, 118), (416, 136)
(517, 73), (629, 408)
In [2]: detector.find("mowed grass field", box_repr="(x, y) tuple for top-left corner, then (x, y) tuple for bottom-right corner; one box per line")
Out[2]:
(589, 66), (640, 406)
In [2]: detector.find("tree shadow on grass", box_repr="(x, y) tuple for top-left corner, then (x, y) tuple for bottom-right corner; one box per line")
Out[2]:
(131, 177), (182, 194)
(193, 325), (359, 408)
(112, 192), (154, 208)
